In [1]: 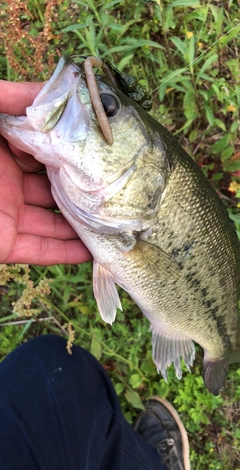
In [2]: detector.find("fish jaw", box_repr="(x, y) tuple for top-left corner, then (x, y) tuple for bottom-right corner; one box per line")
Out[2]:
(0, 113), (48, 158)
(0, 57), (161, 197)
(0, 57), (89, 167)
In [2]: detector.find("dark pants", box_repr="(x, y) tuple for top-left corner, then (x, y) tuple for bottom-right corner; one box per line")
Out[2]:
(0, 335), (167, 469)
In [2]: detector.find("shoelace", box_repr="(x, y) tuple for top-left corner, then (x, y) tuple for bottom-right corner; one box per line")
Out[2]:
(157, 438), (184, 470)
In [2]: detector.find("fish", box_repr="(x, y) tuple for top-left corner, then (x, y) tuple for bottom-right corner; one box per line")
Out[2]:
(0, 56), (240, 395)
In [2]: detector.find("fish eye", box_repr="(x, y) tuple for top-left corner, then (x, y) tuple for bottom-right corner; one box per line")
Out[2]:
(100, 93), (119, 118)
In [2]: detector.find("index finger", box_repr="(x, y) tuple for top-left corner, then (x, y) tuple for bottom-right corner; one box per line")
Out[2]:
(0, 80), (44, 115)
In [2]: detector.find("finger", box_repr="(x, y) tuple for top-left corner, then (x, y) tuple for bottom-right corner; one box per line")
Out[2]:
(0, 210), (17, 262)
(18, 205), (79, 239)
(0, 138), (23, 217)
(4, 234), (92, 265)
(9, 145), (45, 172)
(23, 173), (57, 208)
(0, 81), (44, 115)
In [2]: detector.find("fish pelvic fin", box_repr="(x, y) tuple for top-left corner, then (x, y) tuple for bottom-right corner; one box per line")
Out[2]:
(93, 261), (122, 324)
(150, 323), (195, 382)
(203, 357), (229, 396)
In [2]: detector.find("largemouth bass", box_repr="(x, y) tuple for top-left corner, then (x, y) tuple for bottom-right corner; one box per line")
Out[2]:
(0, 57), (240, 395)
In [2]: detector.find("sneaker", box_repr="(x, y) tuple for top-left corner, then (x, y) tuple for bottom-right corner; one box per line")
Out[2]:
(134, 396), (190, 470)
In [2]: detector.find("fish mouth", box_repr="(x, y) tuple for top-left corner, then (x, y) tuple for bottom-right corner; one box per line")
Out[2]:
(36, 55), (113, 144)
(31, 56), (81, 106)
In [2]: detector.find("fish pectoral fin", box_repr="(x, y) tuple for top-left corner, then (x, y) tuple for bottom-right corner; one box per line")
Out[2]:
(126, 239), (181, 280)
(93, 261), (122, 324)
(203, 356), (228, 396)
(150, 323), (195, 381)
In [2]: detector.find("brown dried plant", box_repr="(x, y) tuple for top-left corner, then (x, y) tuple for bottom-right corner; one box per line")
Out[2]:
(0, 0), (61, 79)
(0, 264), (51, 318)
(63, 322), (75, 354)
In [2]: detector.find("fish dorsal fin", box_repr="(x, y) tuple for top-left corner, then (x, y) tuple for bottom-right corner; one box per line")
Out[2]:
(93, 261), (122, 324)
(150, 323), (195, 381)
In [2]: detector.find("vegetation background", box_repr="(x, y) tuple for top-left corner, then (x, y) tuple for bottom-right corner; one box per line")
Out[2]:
(0, 1), (240, 468)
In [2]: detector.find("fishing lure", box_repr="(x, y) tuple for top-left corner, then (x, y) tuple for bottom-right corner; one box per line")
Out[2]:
(83, 56), (152, 145)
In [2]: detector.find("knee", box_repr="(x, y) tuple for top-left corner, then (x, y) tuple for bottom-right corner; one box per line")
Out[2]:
(1, 334), (97, 379)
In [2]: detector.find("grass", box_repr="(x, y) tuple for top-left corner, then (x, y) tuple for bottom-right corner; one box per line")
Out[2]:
(0, 1), (240, 468)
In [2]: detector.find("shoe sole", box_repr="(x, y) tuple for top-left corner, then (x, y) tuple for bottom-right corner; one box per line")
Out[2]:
(146, 396), (190, 470)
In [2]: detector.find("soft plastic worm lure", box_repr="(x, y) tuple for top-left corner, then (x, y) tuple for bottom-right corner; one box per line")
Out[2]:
(84, 56), (114, 145)
(83, 56), (152, 145)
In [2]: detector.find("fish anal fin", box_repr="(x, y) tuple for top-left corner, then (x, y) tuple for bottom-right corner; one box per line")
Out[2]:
(150, 323), (195, 381)
(93, 261), (122, 325)
(203, 356), (228, 396)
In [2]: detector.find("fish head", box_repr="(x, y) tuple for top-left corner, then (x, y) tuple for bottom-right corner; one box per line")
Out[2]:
(0, 56), (169, 231)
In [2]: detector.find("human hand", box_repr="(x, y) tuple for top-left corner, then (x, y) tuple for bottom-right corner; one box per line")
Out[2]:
(0, 80), (92, 265)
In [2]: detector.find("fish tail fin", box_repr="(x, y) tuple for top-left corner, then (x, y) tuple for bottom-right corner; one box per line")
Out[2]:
(203, 348), (240, 395)
(203, 357), (228, 396)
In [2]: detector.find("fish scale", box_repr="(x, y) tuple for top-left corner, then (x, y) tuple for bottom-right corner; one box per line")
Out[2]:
(0, 56), (240, 395)
(151, 151), (240, 348)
